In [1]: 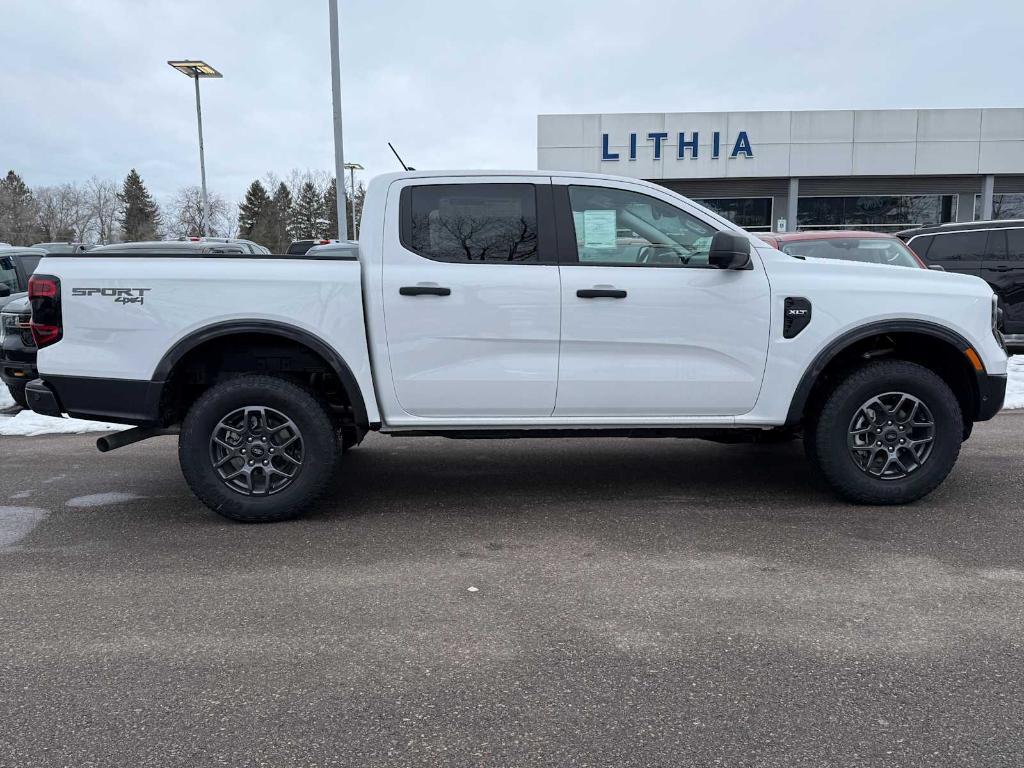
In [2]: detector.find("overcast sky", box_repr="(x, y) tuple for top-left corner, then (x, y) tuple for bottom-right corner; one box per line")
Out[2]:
(1, 0), (1020, 204)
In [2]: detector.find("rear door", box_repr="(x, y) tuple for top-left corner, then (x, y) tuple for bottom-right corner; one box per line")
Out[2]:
(381, 177), (561, 418)
(988, 227), (1024, 335)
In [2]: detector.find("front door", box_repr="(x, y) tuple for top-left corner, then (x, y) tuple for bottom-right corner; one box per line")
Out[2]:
(552, 179), (771, 418)
(381, 177), (561, 418)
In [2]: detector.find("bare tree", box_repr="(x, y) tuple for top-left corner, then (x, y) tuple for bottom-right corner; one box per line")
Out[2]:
(86, 177), (120, 244)
(166, 186), (232, 238)
(285, 169), (331, 201)
(35, 185), (78, 241)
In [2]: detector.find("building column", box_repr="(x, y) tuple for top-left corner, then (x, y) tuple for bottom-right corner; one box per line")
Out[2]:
(786, 177), (799, 232)
(980, 175), (995, 220)
(955, 193), (974, 223)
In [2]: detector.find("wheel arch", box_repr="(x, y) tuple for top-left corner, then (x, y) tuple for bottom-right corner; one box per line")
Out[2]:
(153, 319), (369, 430)
(785, 320), (983, 430)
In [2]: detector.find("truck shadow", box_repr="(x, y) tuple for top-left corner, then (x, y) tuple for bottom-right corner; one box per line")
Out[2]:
(328, 434), (829, 519)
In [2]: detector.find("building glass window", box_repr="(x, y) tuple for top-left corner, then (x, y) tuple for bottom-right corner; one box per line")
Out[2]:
(974, 193), (1024, 221)
(694, 198), (773, 232)
(797, 195), (957, 232)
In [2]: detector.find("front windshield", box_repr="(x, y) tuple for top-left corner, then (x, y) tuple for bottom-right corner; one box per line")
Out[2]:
(780, 237), (920, 268)
(0, 256), (18, 293)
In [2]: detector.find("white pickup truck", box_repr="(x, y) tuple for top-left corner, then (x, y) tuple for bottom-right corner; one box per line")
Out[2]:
(25, 171), (1007, 522)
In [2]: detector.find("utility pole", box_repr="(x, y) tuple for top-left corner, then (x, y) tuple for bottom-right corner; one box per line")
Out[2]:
(167, 60), (222, 237)
(328, 0), (349, 240)
(193, 73), (210, 236)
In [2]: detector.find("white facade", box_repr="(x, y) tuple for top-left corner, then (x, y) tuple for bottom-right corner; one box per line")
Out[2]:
(538, 109), (1024, 180)
(539, 109), (1024, 231)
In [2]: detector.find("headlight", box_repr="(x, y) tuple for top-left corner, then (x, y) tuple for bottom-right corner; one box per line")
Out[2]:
(0, 313), (15, 342)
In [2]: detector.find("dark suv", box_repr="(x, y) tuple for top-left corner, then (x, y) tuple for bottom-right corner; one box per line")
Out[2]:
(899, 220), (1024, 350)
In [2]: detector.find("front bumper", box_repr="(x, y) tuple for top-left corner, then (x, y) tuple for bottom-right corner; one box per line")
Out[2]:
(976, 372), (1007, 421)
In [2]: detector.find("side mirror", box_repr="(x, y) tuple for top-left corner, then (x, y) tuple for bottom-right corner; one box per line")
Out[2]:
(0, 285), (10, 297)
(928, 264), (945, 272)
(708, 231), (752, 270)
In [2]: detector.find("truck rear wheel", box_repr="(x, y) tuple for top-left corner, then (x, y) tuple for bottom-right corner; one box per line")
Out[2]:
(179, 375), (339, 522)
(806, 360), (963, 505)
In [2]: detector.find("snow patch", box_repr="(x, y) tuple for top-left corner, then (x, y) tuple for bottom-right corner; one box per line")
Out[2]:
(66, 492), (144, 508)
(9, 490), (32, 499)
(0, 386), (15, 409)
(0, 408), (127, 436)
(1004, 355), (1024, 410)
(0, 506), (48, 549)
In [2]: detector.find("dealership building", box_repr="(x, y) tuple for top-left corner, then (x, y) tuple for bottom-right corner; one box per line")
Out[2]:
(537, 108), (1024, 232)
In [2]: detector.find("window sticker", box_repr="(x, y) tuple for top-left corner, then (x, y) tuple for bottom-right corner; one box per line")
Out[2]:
(582, 210), (617, 249)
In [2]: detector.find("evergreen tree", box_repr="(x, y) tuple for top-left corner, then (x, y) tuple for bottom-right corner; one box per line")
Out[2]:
(237, 179), (273, 245)
(266, 182), (294, 253)
(324, 178), (339, 240)
(118, 169), (160, 241)
(292, 180), (327, 240)
(0, 170), (40, 245)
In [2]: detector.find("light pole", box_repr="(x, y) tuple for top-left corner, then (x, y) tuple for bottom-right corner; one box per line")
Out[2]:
(328, 0), (349, 244)
(343, 162), (363, 239)
(168, 59), (222, 237)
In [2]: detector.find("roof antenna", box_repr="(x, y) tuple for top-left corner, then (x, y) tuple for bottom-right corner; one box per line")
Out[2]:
(388, 142), (414, 171)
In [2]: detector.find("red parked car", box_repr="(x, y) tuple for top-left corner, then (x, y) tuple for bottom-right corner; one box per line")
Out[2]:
(757, 230), (927, 269)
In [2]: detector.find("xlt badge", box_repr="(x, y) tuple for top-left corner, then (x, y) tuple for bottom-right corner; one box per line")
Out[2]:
(783, 297), (812, 338)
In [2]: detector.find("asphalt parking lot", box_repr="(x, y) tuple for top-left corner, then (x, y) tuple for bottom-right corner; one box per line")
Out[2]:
(2, 415), (1023, 768)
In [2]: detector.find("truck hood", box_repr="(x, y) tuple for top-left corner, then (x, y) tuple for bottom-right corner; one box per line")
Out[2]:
(760, 247), (993, 300)
(1, 294), (30, 314)
(0, 291), (27, 312)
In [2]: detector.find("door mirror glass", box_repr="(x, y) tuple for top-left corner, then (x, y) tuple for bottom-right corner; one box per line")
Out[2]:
(708, 232), (752, 270)
(0, 284), (10, 297)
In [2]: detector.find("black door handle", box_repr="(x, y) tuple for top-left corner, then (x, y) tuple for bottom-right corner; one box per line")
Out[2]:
(577, 288), (627, 299)
(992, 265), (1012, 272)
(400, 286), (451, 296)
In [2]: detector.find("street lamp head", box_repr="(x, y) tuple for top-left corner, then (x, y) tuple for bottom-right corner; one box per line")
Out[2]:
(167, 60), (223, 78)
(343, 163), (364, 171)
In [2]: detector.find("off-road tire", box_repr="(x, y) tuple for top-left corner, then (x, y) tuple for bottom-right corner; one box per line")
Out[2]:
(179, 375), (339, 523)
(806, 360), (963, 505)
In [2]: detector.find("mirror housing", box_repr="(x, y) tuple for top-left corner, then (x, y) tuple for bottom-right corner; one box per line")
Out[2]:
(708, 231), (752, 270)
(0, 285), (10, 297)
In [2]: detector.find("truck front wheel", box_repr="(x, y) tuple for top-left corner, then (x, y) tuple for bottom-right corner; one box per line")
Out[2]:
(178, 375), (339, 522)
(806, 360), (963, 505)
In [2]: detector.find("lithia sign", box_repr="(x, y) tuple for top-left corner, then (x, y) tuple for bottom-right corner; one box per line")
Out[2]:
(601, 131), (754, 161)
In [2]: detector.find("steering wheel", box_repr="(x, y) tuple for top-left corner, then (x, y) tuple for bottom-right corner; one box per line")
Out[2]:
(638, 245), (689, 265)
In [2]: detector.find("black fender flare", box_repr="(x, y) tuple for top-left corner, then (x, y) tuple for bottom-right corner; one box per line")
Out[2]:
(153, 320), (370, 429)
(784, 319), (981, 427)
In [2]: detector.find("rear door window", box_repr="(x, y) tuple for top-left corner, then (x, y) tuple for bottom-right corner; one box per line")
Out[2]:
(919, 231), (986, 275)
(401, 184), (542, 264)
(1004, 228), (1024, 262)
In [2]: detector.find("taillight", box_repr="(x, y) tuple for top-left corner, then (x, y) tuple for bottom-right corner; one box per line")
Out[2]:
(29, 274), (62, 348)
